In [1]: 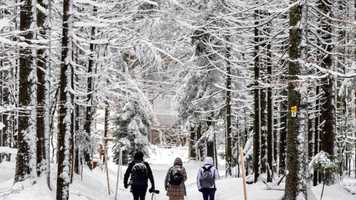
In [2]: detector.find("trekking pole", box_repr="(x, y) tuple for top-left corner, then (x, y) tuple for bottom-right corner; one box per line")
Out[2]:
(240, 147), (248, 200)
(150, 189), (159, 200)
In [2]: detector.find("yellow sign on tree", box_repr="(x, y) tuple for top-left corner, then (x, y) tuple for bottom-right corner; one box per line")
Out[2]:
(291, 106), (297, 117)
(291, 106), (297, 113)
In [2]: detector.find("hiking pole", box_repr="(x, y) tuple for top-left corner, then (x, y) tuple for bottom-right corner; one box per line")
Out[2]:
(240, 147), (248, 200)
(149, 189), (159, 200)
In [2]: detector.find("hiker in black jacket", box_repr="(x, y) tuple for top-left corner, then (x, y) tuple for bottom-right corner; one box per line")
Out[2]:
(124, 151), (155, 200)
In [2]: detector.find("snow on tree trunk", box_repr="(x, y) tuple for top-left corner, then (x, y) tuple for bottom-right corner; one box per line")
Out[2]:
(83, 6), (97, 168)
(285, 0), (303, 199)
(56, 0), (73, 199)
(253, 7), (261, 183)
(36, 0), (47, 176)
(318, 0), (336, 184)
(225, 36), (232, 176)
(266, 18), (273, 182)
(279, 95), (287, 176)
(15, 0), (37, 183)
(313, 86), (321, 186)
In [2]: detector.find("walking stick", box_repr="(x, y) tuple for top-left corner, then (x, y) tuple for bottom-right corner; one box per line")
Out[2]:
(240, 147), (248, 200)
(104, 150), (111, 195)
(150, 189), (159, 200)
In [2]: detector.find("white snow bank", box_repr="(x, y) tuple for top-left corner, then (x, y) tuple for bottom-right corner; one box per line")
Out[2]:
(312, 183), (356, 200)
(342, 177), (356, 195)
(0, 178), (53, 200)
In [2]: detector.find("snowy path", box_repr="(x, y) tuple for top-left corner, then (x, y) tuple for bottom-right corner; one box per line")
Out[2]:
(1, 146), (356, 200)
(111, 162), (286, 200)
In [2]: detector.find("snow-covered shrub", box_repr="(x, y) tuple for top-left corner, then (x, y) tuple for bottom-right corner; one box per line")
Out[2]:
(112, 101), (152, 164)
(309, 151), (338, 182)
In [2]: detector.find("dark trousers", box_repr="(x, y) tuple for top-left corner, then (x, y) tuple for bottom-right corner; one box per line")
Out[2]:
(201, 188), (216, 200)
(131, 186), (147, 200)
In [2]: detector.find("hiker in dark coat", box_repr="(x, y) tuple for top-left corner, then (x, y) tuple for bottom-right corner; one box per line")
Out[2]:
(164, 157), (187, 200)
(197, 157), (219, 200)
(124, 151), (155, 200)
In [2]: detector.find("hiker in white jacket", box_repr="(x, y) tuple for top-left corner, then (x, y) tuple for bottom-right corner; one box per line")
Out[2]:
(196, 157), (219, 200)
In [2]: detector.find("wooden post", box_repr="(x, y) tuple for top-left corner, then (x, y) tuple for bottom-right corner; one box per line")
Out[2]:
(240, 147), (248, 200)
(104, 149), (111, 195)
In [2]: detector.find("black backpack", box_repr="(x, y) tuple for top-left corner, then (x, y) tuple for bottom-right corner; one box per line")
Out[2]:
(130, 161), (148, 185)
(169, 166), (184, 185)
(199, 165), (215, 188)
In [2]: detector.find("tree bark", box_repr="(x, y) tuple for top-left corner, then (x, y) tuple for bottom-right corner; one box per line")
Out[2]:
(253, 8), (261, 183)
(56, 0), (72, 199)
(260, 88), (267, 174)
(225, 47), (232, 176)
(285, 0), (302, 199)
(15, 0), (35, 182)
(318, 0), (335, 184)
(189, 126), (196, 159)
(0, 71), (3, 146)
(36, 0), (47, 176)
(266, 36), (273, 182)
(279, 100), (287, 176)
(313, 86), (320, 186)
(83, 7), (97, 167)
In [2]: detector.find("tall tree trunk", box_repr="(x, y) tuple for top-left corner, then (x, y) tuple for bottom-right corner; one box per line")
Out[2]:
(0, 70), (3, 146)
(225, 46), (232, 176)
(189, 126), (196, 159)
(206, 117), (214, 159)
(266, 37), (273, 182)
(70, 54), (75, 182)
(285, 0), (302, 199)
(260, 88), (267, 174)
(313, 85), (320, 186)
(196, 123), (203, 160)
(273, 103), (278, 174)
(103, 103), (110, 162)
(73, 46), (80, 174)
(253, 8), (261, 183)
(318, 0), (335, 184)
(15, 0), (36, 182)
(57, 0), (72, 199)
(36, 0), (47, 176)
(83, 7), (97, 167)
(2, 71), (9, 147)
(307, 96), (314, 180)
(279, 100), (287, 176)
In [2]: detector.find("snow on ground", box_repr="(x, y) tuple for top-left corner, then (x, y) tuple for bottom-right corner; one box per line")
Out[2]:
(1, 146), (356, 200)
(342, 176), (356, 195)
(312, 183), (356, 200)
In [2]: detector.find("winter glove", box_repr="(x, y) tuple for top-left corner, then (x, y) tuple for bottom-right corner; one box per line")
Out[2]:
(124, 183), (128, 189)
(149, 187), (155, 193)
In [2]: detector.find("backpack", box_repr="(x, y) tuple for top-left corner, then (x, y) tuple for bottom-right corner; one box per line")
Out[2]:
(199, 165), (215, 188)
(130, 161), (148, 185)
(169, 166), (185, 186)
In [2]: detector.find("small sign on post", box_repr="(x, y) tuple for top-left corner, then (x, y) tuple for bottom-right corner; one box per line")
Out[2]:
(291, 106), (297, 118)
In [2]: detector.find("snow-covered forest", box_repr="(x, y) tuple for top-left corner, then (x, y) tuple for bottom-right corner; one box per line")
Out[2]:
(0, 0), (356, 200)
